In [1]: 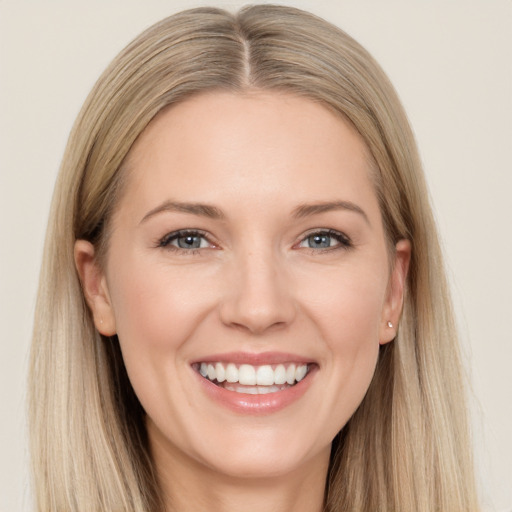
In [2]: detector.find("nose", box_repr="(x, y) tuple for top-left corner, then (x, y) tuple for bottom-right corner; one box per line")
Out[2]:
(219, 249), (297, 335)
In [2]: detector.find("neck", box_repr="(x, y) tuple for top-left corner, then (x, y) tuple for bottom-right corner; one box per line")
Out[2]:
(148, 425), (330, 512)
(163, 467), (327, 512)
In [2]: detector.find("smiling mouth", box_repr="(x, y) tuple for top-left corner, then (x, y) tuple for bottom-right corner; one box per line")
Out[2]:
(193, 362), (311, 395)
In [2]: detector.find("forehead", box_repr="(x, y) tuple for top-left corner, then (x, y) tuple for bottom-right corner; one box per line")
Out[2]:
(120, 91), (379, 219)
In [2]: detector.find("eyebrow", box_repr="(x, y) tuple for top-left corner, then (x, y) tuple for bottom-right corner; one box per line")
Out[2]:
(292, 201), (370, 225)
(140, 200), (225, 224)
(140, 199), (370, 225)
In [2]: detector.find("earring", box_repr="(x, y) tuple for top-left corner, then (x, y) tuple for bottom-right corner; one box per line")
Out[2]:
(387, 321), (393, 328)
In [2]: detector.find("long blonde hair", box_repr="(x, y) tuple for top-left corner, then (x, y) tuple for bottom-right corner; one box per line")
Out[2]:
(29, 5), (479, 511)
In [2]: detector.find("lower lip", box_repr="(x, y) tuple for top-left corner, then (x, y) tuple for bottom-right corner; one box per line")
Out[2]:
(194, 367), (316, 415)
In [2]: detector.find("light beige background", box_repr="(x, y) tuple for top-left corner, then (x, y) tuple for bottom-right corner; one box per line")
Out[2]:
(0, 1), (510, 511)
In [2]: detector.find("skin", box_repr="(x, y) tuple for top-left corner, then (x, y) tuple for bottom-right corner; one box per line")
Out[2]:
(75, 91), (410, 512)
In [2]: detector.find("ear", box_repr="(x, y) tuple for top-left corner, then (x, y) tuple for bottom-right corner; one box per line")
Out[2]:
(74, 240), (116, 336)
(380, 239), (411, 345)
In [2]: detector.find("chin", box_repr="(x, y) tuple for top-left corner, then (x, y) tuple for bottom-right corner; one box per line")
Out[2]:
(185, 418), (334, 480)
(199, 439), (330, 481)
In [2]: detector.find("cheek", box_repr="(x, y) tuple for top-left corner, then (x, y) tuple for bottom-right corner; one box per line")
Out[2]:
(105, 258), (226, 450)
(299, 264), (386, 418)
(105, 256), (219, 400)
(300, 261), (387, 344)
(109, 257), (214, 347)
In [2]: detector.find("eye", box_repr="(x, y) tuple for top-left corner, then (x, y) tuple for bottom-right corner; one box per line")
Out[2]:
(158, 230), (213, 251)
(297, 229), (352, 251)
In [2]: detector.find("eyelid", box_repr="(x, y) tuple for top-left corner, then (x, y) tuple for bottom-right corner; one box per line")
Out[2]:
(295, 228), (353, 251)
(157, 229), (218, 251)
(155, 228), (352, 253)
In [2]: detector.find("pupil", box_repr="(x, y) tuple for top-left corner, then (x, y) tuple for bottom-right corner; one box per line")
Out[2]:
(178, 235), (200, 249)
(310, 235), (329, 248)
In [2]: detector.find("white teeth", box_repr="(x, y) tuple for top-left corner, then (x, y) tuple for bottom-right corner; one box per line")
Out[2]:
(207, 364), (216, 381)
(225, 363), (238, 383)
(239, 364), (256, 385)
(215, 362), (226, 383)
(286, 364), (296, 385)
(224, 384), (285, 394)
(257, 385), (278, 394)
(295, 364), (308, 382)
(197, 361), (309, 387)
(274, 364), (286, 385)
(256, 365), (274, 385)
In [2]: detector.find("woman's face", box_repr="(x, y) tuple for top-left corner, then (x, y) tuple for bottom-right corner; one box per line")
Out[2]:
(77, 91), (409, 481)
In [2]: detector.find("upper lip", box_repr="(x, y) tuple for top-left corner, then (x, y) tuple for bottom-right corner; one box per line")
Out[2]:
(191, 351), (315, 366)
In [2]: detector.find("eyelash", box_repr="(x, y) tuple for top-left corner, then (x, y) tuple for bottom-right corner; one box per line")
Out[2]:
(157, 229), (213, 255)
(156, 229), (352, 254)
(296, 229), (353, 253)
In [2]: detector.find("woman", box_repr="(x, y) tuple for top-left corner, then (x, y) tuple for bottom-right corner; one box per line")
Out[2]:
(29, 5), (480, 511)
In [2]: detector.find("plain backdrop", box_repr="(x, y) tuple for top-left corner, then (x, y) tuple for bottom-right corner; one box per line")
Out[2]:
(0, 1), (511, 511)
